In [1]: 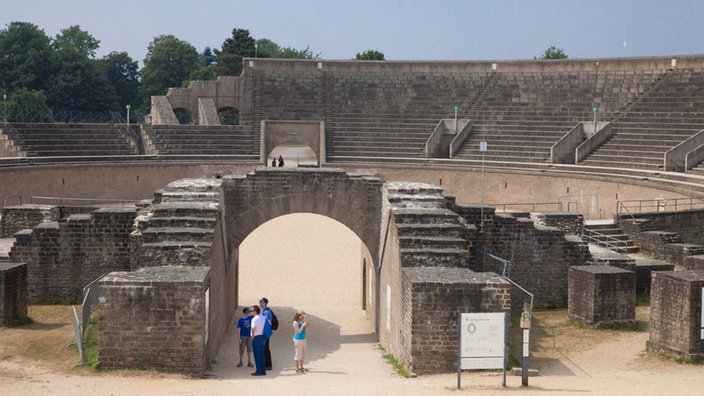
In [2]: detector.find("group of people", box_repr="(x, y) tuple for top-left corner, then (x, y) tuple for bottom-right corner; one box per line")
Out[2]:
(271, 155), (285, 167)
(236, 297), (309, 376)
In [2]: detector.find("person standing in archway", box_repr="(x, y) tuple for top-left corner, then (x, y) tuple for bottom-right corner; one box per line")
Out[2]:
(259, 297), (277, 370)
(292, 310), (309, 373)
(236, 307), (254, 368)
(271, 157), (277, 167)
(249, 305), (267, 376)
(278, 155), (285, 167)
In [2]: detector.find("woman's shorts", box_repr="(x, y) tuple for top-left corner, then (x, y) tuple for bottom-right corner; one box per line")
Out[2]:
(293, 338), (307, 360)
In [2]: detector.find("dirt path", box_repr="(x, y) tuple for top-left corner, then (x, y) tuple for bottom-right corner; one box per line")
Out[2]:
(2, 304), (704, 395)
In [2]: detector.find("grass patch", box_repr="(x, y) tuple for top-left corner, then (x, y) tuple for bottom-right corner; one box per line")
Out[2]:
(636, 293), (650, 306)
(378, 345), (411, 378)
(648, 350), (704, 365)
(7, 316), (34, 327)
(81, 312), (100, 370)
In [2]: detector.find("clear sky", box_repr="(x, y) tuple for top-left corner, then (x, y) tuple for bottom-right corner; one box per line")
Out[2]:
(3, 0), (704, 65)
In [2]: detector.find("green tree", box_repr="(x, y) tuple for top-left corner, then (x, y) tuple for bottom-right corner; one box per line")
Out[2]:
(278, 45), (319, 59)
(0, 22), (56, 93)
(53, 25), (100, 58)
(140, 34), (200, 106)
(97, 51), (141, 112)
(200, 46), (215, 66)
(185, 66), (217, 86)
(355, 50), (385, 60)
(536, 46), (568, 60)
(6, 88), (52, 122)
(214, 28), (255, 76)
(254, 38), (278, 58)
(255, 38), (320, 59)
(48, 46), (112, 111)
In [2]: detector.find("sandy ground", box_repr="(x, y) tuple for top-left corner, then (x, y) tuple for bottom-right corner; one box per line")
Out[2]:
(2, 215), (704, 395)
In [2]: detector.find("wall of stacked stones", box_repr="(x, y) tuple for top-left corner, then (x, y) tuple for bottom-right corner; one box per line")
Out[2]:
(0, 262), (28, 324)
(455, 206), (591, 308)
(400, 268), (511, 374)
(378, 219), (404, 362)
(1, 205), (60, 238)
(220, 169), (384, 267)
(99, 266), (210, 375)
(9, 207), (136, 303)
(622, 209), (704, 242)
(203, 214), (238, 362)
(568, 266), (636, 327)
(647, 271), (704, 361)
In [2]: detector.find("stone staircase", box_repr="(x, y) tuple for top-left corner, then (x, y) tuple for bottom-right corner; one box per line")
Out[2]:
(135, 179), (222, 268)
(388, 182), (471, 268)
(582, 221), (639, 254)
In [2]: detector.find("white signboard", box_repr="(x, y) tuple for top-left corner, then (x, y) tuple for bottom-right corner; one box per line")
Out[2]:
(460, 312), (506, 370)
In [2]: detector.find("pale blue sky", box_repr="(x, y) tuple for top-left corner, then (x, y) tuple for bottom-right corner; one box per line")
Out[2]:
(3, 0), (704, 64)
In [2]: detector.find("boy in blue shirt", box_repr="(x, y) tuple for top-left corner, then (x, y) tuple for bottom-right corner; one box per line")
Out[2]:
(236, 307), (254, 368)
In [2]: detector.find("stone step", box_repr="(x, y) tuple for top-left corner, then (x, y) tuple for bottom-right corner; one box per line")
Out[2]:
(141, 227), (214, 243)
(147, 216), (217, 229)
(137, 241), (212, 267)
(400, 248), (471, 267)
(399, 235), (467, 250)
(395, 223), (466, 237)
(392, 208), (464, 225)
(150, 202), (219, 218)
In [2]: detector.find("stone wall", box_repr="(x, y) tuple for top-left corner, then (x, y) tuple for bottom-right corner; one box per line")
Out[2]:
(400, 267), (510, 374)
(99, 266), (210, 375)
(620, 209), (704, 245)
(1, 204), (60, 238)
(459, 207), (592, 308)
(0, 262), (28, 325)
(568, 265), (636, 327)
(531, 212), (584, 236)
(10, 208), (136, 303)
(647, 270), (704, 361)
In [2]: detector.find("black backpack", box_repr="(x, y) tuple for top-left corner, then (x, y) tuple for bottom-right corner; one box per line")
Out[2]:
(270, 310), (279, 331)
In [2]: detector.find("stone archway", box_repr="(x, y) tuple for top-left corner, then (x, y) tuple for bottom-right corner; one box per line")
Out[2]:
(221, 166), (383, 332)
(260, 120), (325, 163)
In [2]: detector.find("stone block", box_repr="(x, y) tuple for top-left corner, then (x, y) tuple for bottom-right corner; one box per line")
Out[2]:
(568, 265), (636, 327)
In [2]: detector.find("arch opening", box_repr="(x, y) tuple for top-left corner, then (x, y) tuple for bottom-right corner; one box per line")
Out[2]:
(173, 107), (193, 124)
(217, 107), (240, 125)
(267, 142), (318, 168)
(238, 213), (369, 310)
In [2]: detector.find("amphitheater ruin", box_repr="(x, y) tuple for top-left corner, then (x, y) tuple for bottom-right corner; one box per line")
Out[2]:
(2, 55), (704, 375)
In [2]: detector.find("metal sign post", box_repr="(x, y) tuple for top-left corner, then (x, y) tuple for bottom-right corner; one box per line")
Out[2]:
(520, 303), (532, 386)
(457, 311), (507, 390)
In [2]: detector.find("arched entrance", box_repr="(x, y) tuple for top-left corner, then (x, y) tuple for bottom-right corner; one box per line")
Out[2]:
(239, 213), (365, 307)
(222, 168), (384, 328)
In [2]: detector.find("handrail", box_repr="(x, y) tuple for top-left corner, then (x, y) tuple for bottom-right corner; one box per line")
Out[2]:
(3, 195), (22, 207)
(618, 197), (704, 215)
(489, 201), (564, 213)
(581, 227), (632, 254)
(615, 201), (640, 241)
(477, 250), (533, 316)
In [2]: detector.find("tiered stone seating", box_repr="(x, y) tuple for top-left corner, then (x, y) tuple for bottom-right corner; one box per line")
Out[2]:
(145, 125), (259, 158)
(580, 69), (704, 169)
(9, 123), (138, 157)
(453, 70), (661, 163)
(250, 66), (488, 160)
(323, 72), (488, 159)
